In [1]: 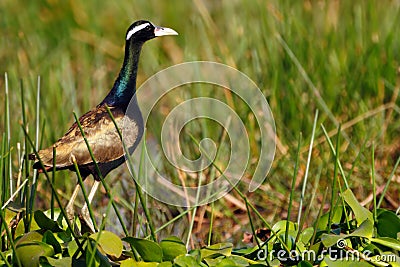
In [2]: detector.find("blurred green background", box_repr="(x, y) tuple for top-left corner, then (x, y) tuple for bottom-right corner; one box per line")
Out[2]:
(1, 0), (399, 244)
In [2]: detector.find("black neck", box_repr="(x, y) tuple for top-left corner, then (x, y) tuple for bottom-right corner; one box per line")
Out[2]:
(101, 40), (144, 107)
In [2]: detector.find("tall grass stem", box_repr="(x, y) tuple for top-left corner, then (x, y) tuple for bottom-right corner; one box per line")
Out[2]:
(297, 109), (318, 225)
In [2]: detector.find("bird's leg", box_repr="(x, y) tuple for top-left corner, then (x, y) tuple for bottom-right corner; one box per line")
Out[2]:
(81, 180), (100, 233)
(65, 184), (80, 230)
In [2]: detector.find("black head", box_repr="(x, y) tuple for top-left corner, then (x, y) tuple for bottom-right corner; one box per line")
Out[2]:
(125, 20), (178, 43)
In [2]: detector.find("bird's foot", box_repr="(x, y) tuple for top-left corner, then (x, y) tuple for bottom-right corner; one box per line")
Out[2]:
(81, 204), (96, 233)
(65, 202), (81, 236)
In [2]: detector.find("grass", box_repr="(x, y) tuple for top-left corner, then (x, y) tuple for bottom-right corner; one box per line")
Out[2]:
(1, 0), (400, 265)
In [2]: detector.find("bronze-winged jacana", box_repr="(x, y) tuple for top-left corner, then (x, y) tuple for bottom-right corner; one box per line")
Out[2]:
(29, 20), (178, 232)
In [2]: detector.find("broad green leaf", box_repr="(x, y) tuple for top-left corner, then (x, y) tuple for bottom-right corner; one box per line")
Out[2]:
(34, 210), (62, 232)
(323, 257), (371, 267)
(86, 239), (111, 267)
(188, 248), (202, 262)
(158, 262), (173, 267)
(15, 214), (40, 237)
(120, 258), (135, 267)
(371, 237), (400, 251)
(214, 257), (244, 267)
(269, 258), (282, 266)
(350, 219), (373, 238)
(67, 239), (81, 257)
(376, 209), (400, 238)
(160, 236), (187, 261)
(216, 258), (237, 266)
(203, 257), (221, 266)
(321, 219), (373, 247)
(341, 189), (373, 224)
(204, 255), (254, 267)
(362, 243), (382, 255)
(16, 231), (43, 244)
(174, 254), (200, 267)
(316, 206), (343, 230)
(297, 261), (313, 267)
(16, 241), (54, 267)
(56, 230), (73, 243)
(278, 230), (298, 249)
(85, 240), (100, 267)
(90, 231), (123, 258)
(272, 220), (297, 233)
(200, 242), (233, 259)
(321, 234), (345, 248)
(39, 256), (72, 267)
(120, 260), (159, 267)
(299, 227), (314, 245)
(43, 208), (62, 225)
(225, 255), (255, 266)
(123, 237), (163, 262)
(43, 230), (62, 254)
(232, 246), (260, 256)
(296, 242), (307, 253)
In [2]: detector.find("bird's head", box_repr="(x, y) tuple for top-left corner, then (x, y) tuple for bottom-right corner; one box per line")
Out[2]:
(125, 20), (178, 43)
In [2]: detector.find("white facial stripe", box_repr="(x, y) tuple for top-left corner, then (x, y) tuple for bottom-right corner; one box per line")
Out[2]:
(126, 23), (150, 40)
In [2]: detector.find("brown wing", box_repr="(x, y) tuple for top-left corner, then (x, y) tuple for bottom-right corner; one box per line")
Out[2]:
(32, 104), (141, 170)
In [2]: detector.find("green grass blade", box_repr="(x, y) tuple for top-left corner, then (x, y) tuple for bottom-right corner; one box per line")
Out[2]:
(72, 155), (98, 232)
(245, 198), (261, 250)
(377, 155), (400, 209)
(27, 76), (42, 231)
(327, 124), (341, 234)
(19, 79), (31, 232)
(321, 123), (351, 233)
(138, 136), (151, 238)
(186, 196), (197, 249)
(0, 210), (22, 267)
(4, 73), (12, 199)
(0, 249), (12, 267)
(310, 188), (328, 247)
(321, 124), (349, 189)
(51, 146), (56, 220)
(131, 188), (139, 237)
(286, 132), (301, 245)
(371, 143), (377, 222)
(1, 134), (6, 206)
(295, 164), (322, 243)
(207, 202), (214, 246)
(87, 202), (113, 266)
(297, 109), (318, 225)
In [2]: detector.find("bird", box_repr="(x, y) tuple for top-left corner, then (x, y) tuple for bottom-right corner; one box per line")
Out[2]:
(29, 20), (178, 232)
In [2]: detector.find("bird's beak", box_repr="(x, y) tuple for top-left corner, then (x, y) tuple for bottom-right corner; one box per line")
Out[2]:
(154, 26), (178, 37)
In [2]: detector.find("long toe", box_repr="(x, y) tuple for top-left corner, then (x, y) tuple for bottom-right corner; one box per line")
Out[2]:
(65, 202), (75, 225)
(81, 205), (96, 233)
(65, 202), (82, 236)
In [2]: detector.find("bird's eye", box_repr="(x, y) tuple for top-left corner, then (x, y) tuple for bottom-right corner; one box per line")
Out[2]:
(146, 25), (151, 31)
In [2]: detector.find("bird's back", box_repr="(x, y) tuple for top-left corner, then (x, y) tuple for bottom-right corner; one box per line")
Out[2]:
(30, 104), (143, 178)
